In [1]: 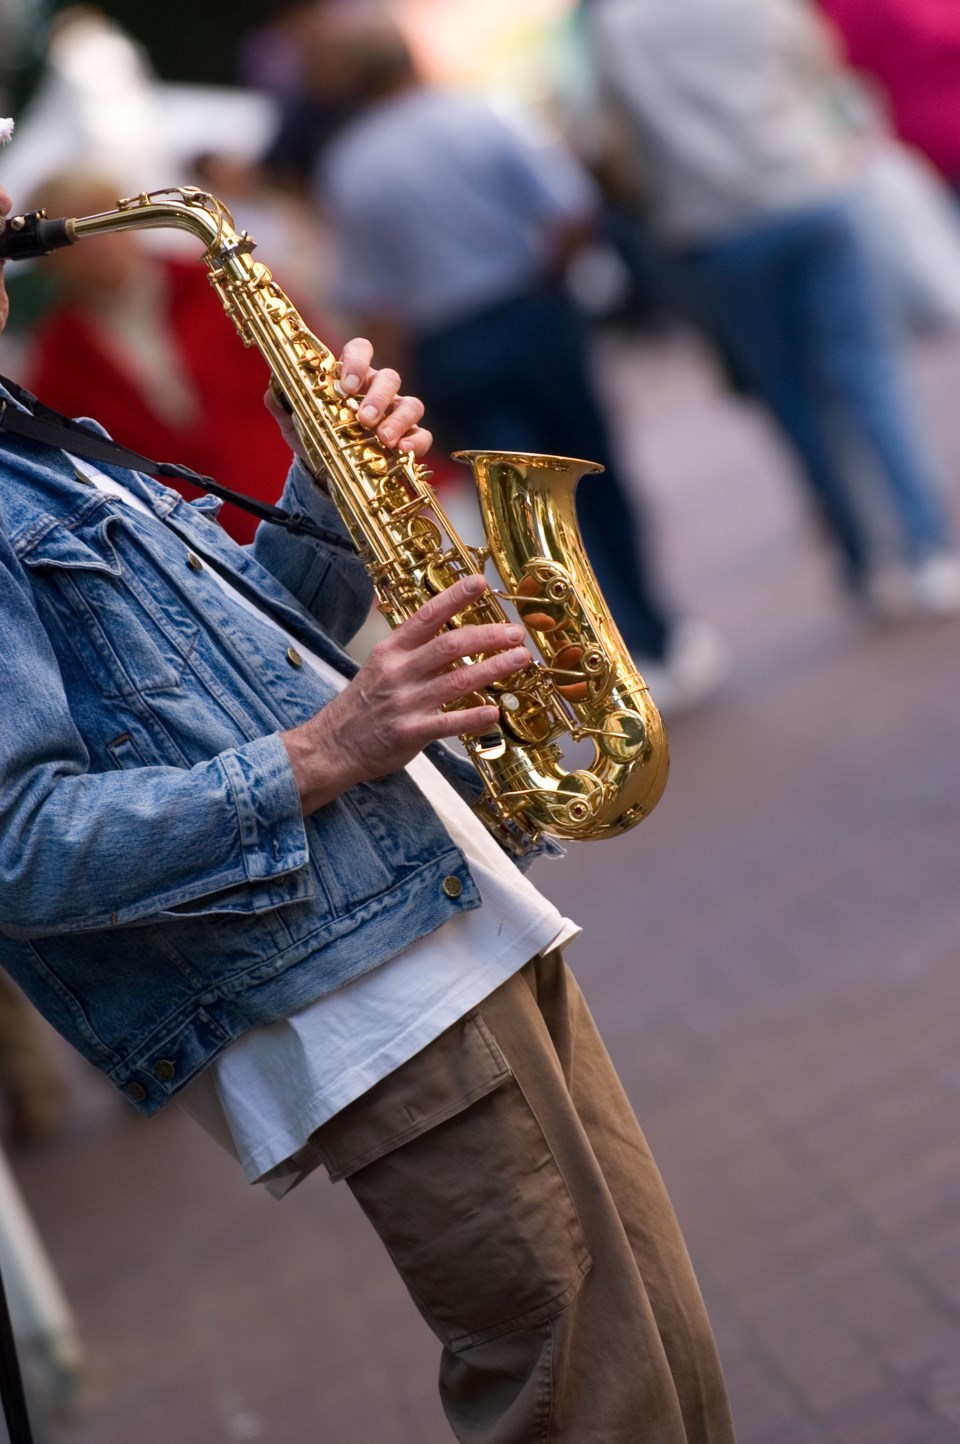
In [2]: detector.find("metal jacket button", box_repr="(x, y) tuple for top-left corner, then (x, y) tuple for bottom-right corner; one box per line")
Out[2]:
(153, 1059), (175, 1082)
(186, 552), (204, 571)
(287, 647), (304, 669)
(442, 876), (463, 899)
(127, 1082), (147, 1102)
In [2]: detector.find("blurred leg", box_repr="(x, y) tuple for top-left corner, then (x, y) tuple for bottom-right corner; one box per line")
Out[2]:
(686, 214), (873, 580)
(804, 200), (952, 558)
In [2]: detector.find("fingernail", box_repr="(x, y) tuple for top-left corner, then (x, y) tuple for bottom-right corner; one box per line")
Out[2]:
(506, 624), (525, 643)
(342, 372), (361, 391)
(360, 404), (378, 423)
(463, 575), (485, 594)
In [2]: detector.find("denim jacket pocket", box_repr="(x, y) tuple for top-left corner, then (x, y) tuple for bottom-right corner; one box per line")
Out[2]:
(19, 513), (198, 698)
(106, 730), (150, 769)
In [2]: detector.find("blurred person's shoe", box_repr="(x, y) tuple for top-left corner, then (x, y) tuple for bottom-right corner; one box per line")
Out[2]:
(909, 552), (960, 617)
(854, 552), (960, 624)
(635, 620), (729, 718)
(855, 564), (917, 624)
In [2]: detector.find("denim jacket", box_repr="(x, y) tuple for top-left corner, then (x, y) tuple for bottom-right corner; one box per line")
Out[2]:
(0, 404), (540, 1114)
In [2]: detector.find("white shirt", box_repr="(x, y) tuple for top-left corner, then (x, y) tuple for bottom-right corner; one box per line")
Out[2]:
(77, 460), (577, 1195)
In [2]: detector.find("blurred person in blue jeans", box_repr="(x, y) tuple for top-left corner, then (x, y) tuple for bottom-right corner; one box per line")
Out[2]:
(585, 0), (960, 621)
(307, 8), (727, 716)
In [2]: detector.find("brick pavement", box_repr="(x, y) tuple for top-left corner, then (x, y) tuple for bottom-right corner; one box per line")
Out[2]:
(7, 325), (960, 1443)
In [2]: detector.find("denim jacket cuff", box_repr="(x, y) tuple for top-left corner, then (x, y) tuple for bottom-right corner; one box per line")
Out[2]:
(288, 460), (356, 544)
(219, 733), (310, 881)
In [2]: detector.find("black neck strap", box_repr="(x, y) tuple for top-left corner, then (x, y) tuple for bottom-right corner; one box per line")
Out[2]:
(0, 375), (353, 550)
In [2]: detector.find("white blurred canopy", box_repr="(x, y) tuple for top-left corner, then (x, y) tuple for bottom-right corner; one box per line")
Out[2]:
(0, 10), (277, 207)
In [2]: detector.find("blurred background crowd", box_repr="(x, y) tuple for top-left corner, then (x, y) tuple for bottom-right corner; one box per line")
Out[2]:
(3, 0), (960, 660)
(2, 3), (960, 1441)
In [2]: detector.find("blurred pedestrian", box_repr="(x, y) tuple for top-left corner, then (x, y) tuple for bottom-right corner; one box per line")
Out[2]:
(586, 0), (960, 621)
(309, 9), (728, 714)
(21, 169), (296, 543)
(240, 0), (381, 195)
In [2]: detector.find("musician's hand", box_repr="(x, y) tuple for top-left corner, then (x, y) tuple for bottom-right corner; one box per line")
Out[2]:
(281, 575), (530, 815)
(338, 336), (432, 455)
(264, 336), (433, 470)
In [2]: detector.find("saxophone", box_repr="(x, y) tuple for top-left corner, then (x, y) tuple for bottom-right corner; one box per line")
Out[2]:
(0, 187), (669, 850)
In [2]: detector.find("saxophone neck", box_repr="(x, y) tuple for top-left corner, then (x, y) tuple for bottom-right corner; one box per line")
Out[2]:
(0, 187), (248, 264)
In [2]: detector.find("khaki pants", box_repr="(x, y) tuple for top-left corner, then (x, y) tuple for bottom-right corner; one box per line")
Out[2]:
(314, 951), (735, 1443)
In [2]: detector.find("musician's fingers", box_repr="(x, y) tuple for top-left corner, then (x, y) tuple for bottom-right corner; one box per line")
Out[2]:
(436, 703), (503, 741)
(395, 423), (433, 459)
(356, 366), (402, 427)
(422, 646), (531, 709)
(337, 337), (375, 393)
(375, 394), (426, 447)
(336, 342), (429, 453)
(394, 575), (492, 648)
(418, 621), (528, 674)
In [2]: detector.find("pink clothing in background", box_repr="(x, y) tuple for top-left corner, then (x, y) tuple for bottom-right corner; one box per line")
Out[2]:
(821, 0), (960, 181)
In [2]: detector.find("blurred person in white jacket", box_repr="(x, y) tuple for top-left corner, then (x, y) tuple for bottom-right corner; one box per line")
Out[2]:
(585, 0), (960, 621)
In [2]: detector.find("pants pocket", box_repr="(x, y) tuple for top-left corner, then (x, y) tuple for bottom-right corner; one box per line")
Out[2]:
(313, 1011), (592, 1352)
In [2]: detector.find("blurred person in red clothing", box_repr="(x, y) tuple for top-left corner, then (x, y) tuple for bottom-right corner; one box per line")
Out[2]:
(818, 0), (960, 195)
(21, 169), (299, 543)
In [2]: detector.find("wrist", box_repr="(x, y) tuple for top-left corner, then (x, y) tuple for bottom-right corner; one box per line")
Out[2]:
(293, 456), (330, 493)
(281, 707), (363, 815)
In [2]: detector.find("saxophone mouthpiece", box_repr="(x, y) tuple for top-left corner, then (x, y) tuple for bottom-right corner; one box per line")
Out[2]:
(0, 210), (76, 261)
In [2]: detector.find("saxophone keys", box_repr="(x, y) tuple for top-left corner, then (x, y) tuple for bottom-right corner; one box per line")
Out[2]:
(549, 644), (590, 703)
(400, 516), (442, 555)
(458, 697), (507, 759)
(547, 644), (610, 703)
(597, 710), (648, 762)
(514, 566), (576, 632)
(550, 772), (606, 829)
(332, 379), (360, 410)
(474, 731), (507, 761)
(492, 688), (555, 746)
(425, 558), (461, 594)
(515, 576), (562, 632)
